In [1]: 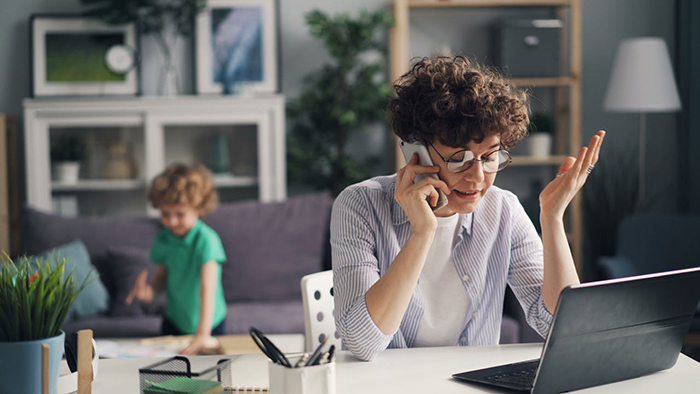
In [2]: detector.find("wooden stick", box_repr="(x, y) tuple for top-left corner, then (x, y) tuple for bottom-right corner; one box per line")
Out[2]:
(77, 330), (93, 394)
(42, 343), (49, 394)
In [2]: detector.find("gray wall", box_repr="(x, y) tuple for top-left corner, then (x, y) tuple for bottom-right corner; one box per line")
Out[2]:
(0, 0), (680, 211)
(0, 0), (83, 115)
(581, 0), (677, 212)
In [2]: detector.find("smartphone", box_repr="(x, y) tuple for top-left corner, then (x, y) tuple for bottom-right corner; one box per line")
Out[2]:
(399, 140), (449, 212)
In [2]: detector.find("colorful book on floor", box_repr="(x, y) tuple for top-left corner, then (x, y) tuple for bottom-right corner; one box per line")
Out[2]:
(144, 377), (223, 394)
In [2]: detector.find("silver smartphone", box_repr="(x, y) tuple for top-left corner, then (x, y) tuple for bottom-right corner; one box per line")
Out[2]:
(399, 140), (449, 212)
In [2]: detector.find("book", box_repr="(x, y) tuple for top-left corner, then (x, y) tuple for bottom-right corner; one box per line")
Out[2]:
(144, 377), (223, 394)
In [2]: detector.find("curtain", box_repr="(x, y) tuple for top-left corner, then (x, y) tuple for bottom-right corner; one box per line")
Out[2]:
(676, 0), (700, 213)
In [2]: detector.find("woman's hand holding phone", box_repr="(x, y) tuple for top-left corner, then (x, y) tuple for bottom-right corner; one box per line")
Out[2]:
(395, 153), (451, 235)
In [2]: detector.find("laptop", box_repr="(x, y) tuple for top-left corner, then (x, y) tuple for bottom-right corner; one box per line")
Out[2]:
(452, 267), (700, 393)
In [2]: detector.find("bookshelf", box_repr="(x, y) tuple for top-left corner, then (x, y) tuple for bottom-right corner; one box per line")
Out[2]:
(388, 0), (584, 271)
(24, 95), (286, 217)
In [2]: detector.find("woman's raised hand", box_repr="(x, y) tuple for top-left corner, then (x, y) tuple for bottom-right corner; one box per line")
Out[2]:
(539, 130), (605, 220)
(394, 153), (451, 235)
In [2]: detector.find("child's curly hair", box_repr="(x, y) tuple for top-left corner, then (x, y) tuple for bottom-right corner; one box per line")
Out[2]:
(148, 164), (218, 216)
(387, 56), (530, 149)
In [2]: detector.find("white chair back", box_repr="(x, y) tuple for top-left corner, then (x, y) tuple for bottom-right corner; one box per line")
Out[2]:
(301, 270), (342, 353)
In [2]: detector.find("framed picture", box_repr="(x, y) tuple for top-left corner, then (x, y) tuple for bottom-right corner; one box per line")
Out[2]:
(31, 15), (139, 97)
(196, 0), (278, 94)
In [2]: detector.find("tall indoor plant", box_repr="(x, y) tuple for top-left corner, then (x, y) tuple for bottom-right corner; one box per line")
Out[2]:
(80, 0), (206, 95)
(287, 10), (394, 196)
(0, 255), (92, 394)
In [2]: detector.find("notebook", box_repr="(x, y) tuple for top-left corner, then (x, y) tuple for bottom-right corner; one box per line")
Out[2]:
(144, 377), (222, 394)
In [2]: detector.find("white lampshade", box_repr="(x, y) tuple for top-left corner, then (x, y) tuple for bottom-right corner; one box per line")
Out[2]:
(604, 37), (681, 112)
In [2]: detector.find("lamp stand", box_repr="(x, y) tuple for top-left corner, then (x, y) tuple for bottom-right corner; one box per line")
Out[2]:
(639, 112), (646, 208)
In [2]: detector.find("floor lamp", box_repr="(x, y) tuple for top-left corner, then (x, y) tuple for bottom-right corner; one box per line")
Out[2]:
(603, 37), (682, 207)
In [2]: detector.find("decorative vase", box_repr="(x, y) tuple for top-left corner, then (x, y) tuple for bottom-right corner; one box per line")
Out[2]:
(102, 142), (135, 179)
(154, 18), (181, 96)
(527, 132), (552, 158)
(53, 162), (81, 183)
(209, 133), (231, 174)
(0, 331), (65, 394)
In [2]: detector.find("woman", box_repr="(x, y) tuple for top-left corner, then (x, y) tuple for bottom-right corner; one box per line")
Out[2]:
(331, 56), (605, 361)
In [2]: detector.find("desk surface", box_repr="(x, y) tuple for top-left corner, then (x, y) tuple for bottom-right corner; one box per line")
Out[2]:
(93, 344), (700, 393)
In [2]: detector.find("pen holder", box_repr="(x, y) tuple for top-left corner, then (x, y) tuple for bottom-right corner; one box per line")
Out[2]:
(268, 358), (335, 394)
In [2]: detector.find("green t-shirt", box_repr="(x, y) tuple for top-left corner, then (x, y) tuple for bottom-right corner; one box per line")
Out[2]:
(150, 220), (227, 334)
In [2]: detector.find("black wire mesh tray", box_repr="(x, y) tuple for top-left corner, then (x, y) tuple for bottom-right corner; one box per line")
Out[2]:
(139, 356), (233, 393)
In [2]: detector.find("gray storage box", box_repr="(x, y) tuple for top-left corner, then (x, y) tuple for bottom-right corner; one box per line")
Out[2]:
(491, 19), (562, 78)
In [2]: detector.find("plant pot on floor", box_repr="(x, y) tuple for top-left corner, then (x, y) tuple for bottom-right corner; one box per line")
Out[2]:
(0, 331), (65, 394)
(527, 132), (552, 158)
(53, 162), (81, 183)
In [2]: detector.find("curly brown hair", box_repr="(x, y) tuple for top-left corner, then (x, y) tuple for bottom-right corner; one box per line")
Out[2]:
(147, 164), (218, 216)
(387, 56), (530, 149)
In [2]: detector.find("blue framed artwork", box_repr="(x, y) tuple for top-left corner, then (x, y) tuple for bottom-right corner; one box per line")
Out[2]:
(196, 0), (277, 94)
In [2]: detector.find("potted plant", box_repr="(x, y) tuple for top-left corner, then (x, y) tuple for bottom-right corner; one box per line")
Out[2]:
(287, 9), (394, 196)
(50, 135), (86, 184)
(0, 255), (92, 394)
(527, 112), (556, 158)
(80, 0), (206, 95)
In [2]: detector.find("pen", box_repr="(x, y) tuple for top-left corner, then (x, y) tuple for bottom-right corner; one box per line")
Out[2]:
(326, 345), (335, 364)
(304, 336), (329, 367)
(294, 353), (309, 368)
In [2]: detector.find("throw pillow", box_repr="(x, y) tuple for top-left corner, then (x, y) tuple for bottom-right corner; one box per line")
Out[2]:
(106, 247), (166, 317)
(35, 240), (110, 321)
(20, 206), (160, 295)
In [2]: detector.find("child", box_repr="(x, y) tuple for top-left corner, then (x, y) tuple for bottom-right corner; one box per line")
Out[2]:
(127, 164), (227, 355)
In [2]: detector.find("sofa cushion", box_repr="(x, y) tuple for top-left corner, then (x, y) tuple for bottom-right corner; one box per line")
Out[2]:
(205, 192), (333, 303)
(21, 207), (160, 294)
(106, 247), (166, 317)
(34, 240), (110, 321)
(225, 300), (304, 335)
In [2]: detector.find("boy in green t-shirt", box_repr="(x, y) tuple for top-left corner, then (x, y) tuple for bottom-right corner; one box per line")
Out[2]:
(127, 164), (227, 355)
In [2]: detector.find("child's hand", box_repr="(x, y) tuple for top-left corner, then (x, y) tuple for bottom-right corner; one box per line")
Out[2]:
(126, 269), (154, 305)
(180, 334), (212, 355)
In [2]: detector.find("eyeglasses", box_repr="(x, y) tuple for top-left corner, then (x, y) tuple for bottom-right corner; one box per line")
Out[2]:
(428, 142), (512, 174)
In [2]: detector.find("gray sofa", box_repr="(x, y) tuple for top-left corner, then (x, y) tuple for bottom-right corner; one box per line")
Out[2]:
(597, 213), (700, 334)
(20, 193), (334, 338)
(20, 192), (526, 343)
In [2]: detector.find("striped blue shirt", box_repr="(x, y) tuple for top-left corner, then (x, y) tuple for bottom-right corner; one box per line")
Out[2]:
(331, 175), (553, 361)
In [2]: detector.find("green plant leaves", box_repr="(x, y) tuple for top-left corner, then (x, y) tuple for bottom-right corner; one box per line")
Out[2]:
(0, 254), (95, 342)
(79, 0), (206, 36)
(287, 9), (395, 196)
(50, 135), (87, 162)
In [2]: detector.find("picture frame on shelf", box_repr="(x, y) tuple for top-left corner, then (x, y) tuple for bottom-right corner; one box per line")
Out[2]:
(31, 15), (139, 97)
(195, 0), (278, 95)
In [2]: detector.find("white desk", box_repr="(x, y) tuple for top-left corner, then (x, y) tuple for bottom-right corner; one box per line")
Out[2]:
(93, 344), (700, 393)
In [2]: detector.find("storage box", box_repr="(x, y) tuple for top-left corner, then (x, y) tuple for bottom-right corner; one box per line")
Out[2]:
(491, 19), (562, 77)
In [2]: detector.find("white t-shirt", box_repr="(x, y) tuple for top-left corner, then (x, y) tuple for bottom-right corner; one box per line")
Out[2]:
(413, 213), (472, 347)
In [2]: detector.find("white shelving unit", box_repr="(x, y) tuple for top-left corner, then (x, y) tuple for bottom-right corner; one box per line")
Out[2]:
(24, 95), (286, 216)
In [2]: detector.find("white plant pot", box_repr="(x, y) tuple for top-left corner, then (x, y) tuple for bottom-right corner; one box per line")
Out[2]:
(527, 133), (552, 158)
(53, 162), (81, 184)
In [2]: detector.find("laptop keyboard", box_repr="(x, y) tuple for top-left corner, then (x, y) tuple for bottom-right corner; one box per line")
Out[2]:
(482, 360), (539, 388)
